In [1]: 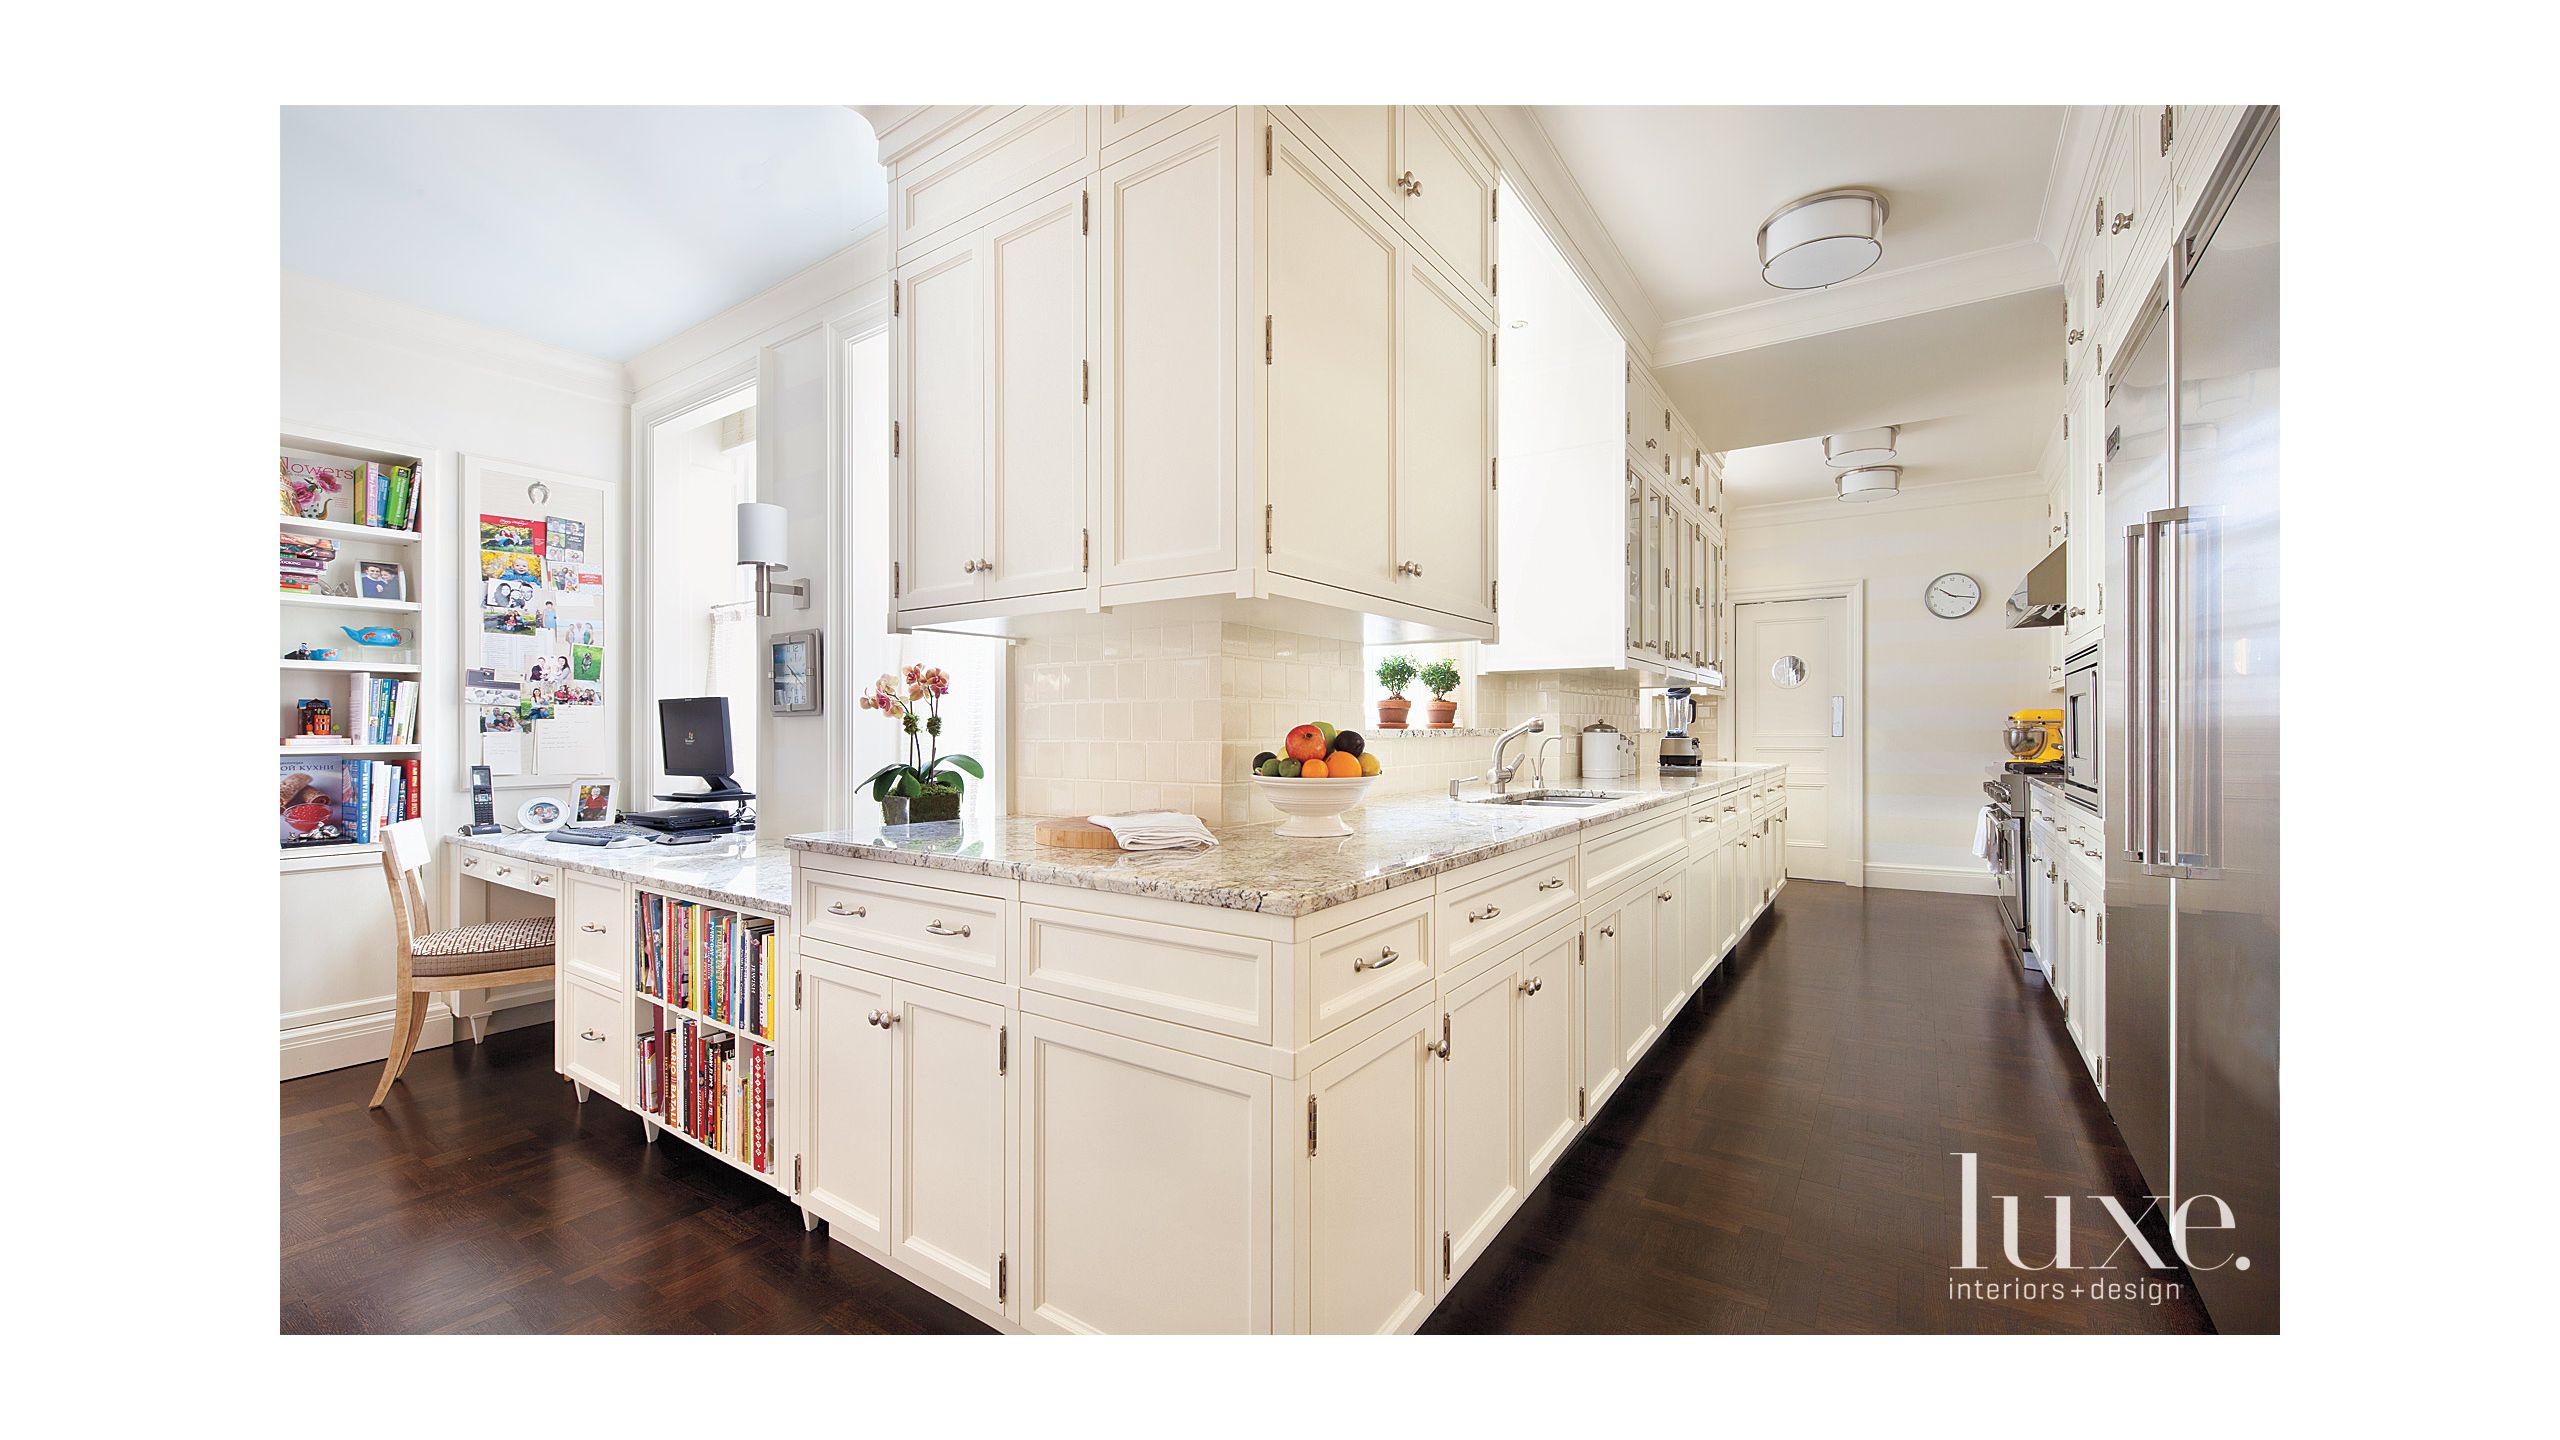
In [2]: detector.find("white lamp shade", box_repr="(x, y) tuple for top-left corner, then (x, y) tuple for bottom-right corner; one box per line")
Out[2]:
(736, 501), (789, 567)
(1759, 189), (1888, 290)
(1836, 465), (1902, 503)
(1822, 426), (1898, 468)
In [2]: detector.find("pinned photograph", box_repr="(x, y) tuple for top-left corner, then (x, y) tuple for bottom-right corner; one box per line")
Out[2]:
(481, 548), (543, 585)
(479, 514), (540, 552)
(483, 577), (539, 610)
(572, 644), (603, 682)
(462, 669), (519, 706)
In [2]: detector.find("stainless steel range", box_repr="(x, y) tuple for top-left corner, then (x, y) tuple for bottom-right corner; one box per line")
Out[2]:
(1983, 764), (2056, 963)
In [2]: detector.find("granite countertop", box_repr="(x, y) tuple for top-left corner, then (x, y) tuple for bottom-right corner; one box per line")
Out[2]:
(787, 764), (1781, 918)
(449, 830), (793, 912)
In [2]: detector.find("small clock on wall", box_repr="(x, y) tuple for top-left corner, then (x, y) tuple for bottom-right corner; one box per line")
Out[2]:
(1925, 572), (1983, 618)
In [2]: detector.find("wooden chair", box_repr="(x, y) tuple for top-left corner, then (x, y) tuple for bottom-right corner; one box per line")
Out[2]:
(372, 820), (556, 1108)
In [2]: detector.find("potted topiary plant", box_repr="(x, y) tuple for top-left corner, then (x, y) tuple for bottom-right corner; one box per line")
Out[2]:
(1374, 654), (1417, 730)
(1420, 660), (1461, 728)
(858, 665), (983, 825)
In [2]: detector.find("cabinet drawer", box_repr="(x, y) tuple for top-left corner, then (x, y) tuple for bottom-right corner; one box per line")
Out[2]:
(895, 105), (1092, 255)
(1306, 896), (1434, 1042)
(1023, 903), (1271, 1043)
(558, 870), (625, 985)
(801, 870), (1009, 984)
(561, 975), (626, 1102)
(1435, 846), (1577, 972)
(455, 848), (556, 897)
(1579, 808), (1685, 899)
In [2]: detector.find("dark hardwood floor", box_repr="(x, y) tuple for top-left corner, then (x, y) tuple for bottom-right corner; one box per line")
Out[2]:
(281, 883), (2208, 1334)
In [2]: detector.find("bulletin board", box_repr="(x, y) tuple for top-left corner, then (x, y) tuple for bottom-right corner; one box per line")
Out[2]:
(457, 456), (616, 792)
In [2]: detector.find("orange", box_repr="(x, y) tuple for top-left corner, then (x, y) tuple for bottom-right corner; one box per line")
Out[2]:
(1328, 752), (1364, 778)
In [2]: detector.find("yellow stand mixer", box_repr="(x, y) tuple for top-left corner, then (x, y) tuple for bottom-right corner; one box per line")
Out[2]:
(2004, 708), (2063, 765)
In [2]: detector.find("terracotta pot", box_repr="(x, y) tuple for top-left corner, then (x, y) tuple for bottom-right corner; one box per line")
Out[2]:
(1424, 698), (1458, 729)
(1375, 696), (1412, 730)
(882, 789), (962, 826)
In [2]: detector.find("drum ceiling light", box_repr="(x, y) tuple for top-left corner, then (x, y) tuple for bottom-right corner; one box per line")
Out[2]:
(1821, 426), (1898, 468)
(1835, 465), (1902, 503)
(1758, 189), (1889, 290)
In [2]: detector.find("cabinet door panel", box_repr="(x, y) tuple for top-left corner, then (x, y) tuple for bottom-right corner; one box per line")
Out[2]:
(892, 981), (1011, 1315)
(1616, 886), (1659, 1069)
(804, 956), (894, 1254)
(1397, 107), (1497, 306)
(986, 186), (1088, 600)
(1266, 130), (1398, 597)
(897, 238), (987, 611)
(1099, 117), (1238, 586)
(1017, 1015), (1269, 1334)
(1307, 1017), (1436, 1334)
(1518, 926), (1580, 1184)
(1394, 257), (1495, 618)
(1654, 870), (1687, 1022)
(1440, 956), (1521, 1285)
(1289, 105), (1397, 202)
(1581, 915), (1624, 1113)
(1685, 849), (1721, 989)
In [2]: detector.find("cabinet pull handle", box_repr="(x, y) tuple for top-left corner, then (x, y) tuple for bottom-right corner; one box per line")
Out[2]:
(580, 923), (606, 934)
(1537, 877), (1565, 891)
(1396, 560), (1423, 577)
(1353, 946), (1400, 972)
(1395, 170), (1422, 197)
(1658, 890), (1675, 903)
(828, 902), (866, 917)
(2066, 901), (2086, 915)
(532, 874), (550, 886)
(868, 1009), (901, 1028)
(926, 920), (972, 938)
(1467, 904), (1501, 923)
(2112, 209), (2135, 234)
(1519, 977), (1543, 996)
(1598, 924), (1615, 938)
(580, 1029), (605, 1042)
(1644, 438), (1657, 449)
(494, 866), (511, 877)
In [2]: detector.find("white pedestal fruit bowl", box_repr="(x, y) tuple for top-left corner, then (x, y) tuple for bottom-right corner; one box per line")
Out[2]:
(1252, 775), (1380, 838)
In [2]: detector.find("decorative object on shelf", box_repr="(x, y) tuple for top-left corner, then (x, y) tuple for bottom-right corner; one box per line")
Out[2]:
(517, 795), (567, 833)
(1924, 572), (1983, 619)
(340, 625), (404, 647)
(283, 643), (340, 661)
(737, 502), (812, 618)
(280, 530), (337, 592)
(357, 560), (408, 601)
(1758, 188), (1889, 290)
(296, 698), (334, 736)
(768, 628), (820, 715)
(857, 665), (982, 825)
(1419, 659), (1462, 728)
(1835, 465), (1901, 504)
(1821, 426), (1898, 468)
(1374, 654), (1417, 730)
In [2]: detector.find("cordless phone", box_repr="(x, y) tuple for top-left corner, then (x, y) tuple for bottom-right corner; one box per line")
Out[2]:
(468, 765), (502, 835)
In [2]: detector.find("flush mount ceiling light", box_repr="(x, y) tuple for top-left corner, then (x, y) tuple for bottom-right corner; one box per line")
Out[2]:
(1821, 426), (1898, 468)
(1836, 465), (1902, 503)
(1758, 188), (1889, 290)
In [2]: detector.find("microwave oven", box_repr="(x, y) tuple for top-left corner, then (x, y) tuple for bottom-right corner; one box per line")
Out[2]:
(2062, 644), (2101, 803)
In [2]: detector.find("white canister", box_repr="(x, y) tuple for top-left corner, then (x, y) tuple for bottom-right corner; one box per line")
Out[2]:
(1580, 721), (1633, 780)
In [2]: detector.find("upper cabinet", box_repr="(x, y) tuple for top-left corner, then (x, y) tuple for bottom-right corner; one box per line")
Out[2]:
(879, 106), (1499, 639)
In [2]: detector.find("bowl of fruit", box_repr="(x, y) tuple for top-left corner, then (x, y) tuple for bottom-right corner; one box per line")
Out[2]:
(1251, 723), (1384, 837)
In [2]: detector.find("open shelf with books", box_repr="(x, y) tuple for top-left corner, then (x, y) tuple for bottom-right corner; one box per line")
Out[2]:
(633, 891), (785, 1179)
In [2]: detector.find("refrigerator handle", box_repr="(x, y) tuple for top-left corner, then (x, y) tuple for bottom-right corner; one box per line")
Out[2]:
(2121, 521), (2149, 863)
(2142, 506), (2192, 876)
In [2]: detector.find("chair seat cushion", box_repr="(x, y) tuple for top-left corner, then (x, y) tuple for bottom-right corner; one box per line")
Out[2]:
(412, 916), (556, 977)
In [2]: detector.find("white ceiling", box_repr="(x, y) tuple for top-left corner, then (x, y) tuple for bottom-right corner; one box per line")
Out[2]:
(281, 107), (886, 361)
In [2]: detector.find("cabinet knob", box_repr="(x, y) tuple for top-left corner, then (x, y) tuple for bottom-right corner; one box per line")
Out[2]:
(2067, 328), (2084, 344)
(1597, 924), (1615, 938)
(1395, 170), (1422, 197)
(1519, 977), (1544, 996)
(580, 1029), (605, 1043)
(925, 920), (972, 938)
(1658, 890), (1674, 903)
(495, 866), (512, 877)
(2112, 209), (2135, 234)
(1538, 876), (1565, 891)
(1644, 438), (1657, 449)
(1353, 946), (1400, 972)
(532, 874), (550, 886)
(868, 1009), (900, 1028)
(1397, 560), (1423, 577)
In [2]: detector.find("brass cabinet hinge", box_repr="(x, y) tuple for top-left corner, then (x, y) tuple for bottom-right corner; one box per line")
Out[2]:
(1626, 358), (1632, 383)
(892, 560), (901, 597)
(892, 279), (900, 317)
(2160, 106), (2174, 157)
(1264, 124), (1273, 176)
(892, 420), (900, 458)
(1081, 189), (1089, 235)
(1490, 456), (1498, 491)
(1443, 1231), (1452, 1279)
(998, 1024), (1007, 1076)
(1081, 358), (1089, 404)
(1264, 503), (1274, 554)
(2097, 912), (2106, 944)
(1490, 189), (1498, 222)
(1491, 580), (1498, 613)
(1307, 1095), (1318, 1155)
(1081, 527), (1090, 573)
(1264, 315), (1273, 365)
(998, 1252), (1008, 1305)
(1491, 333), (1498, 367)
(2094, 195), (2105, 238)
(1577, 932), (1585, 964)
(793, 1154), (802, 1192)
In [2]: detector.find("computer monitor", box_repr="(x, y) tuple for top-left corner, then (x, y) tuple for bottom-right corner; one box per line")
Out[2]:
(659, 696), (743, 796)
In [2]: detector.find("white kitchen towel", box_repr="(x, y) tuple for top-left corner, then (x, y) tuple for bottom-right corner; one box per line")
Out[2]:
(1088, 810), (1220, 852)
(1973, 805), (2004, 871)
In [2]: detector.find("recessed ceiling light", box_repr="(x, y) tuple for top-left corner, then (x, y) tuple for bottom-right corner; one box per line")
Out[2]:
(1759, 189), (1889, 290)
(1821, 426), (1898, 468)
(1836, 465), (1901, 503)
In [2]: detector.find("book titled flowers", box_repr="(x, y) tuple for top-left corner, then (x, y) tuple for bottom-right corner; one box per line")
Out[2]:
(282, 456), (354, 521)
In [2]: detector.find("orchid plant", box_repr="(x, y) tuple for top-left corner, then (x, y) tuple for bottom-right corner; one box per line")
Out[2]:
(857, 664), (984, 801)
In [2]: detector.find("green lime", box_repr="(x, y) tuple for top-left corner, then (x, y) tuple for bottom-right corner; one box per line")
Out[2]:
(1276, 758), (1302, 778)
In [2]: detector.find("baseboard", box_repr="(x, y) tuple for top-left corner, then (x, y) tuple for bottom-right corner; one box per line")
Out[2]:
(278, 996), (554, 1081)
(1863, 863), (2002, 896)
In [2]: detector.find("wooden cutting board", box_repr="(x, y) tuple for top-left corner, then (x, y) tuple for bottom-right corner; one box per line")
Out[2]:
(1032, 817), (1121, 850)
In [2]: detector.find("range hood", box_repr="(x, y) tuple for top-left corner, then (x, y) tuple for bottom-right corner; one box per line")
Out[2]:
(2006, 545), (2067, 628)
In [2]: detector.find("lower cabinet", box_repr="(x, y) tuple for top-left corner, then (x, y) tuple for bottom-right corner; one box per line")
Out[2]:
(1651, 869), (1687, 1026)
(1305, 1012), (1439, 1334)
(1579, 903), (1625, 1115)
(1683, 841), (1723, 990)
(802, 957), (895, 1255)
(1516, 923), (1580, 1186)
(1438, 948), (1524, 1288)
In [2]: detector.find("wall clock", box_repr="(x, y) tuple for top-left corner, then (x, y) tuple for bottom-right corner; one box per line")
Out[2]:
(1925, 572), (1982, 618)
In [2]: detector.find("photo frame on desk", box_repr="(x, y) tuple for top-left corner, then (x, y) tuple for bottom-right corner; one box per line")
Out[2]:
(457, 455), (614, 791)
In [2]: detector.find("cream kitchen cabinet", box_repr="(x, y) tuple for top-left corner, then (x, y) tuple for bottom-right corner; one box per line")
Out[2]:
(1282, 105), (1498, 315)
(2064, 368), (2103, 645)
(892, 180), (1092, 613)
(1515, 920), (1581, 1186)
(1304, 1007), (1440, 1334)
(1434, 946), (1524, 1288)
(1649, 866), (1687, 1027)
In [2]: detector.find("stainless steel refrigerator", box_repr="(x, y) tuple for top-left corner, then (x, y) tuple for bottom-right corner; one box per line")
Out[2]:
(2104, 107), (2279, 1334)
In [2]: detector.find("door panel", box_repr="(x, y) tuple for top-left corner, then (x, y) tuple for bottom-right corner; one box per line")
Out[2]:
(986, 186), (1088, 599)
(1517, 926), (1579, 1184)
(1289, 106), (1396, 200)
(1266, 129), (1398, 597)
(892, 981), (1011, 1314)
(1614, 887), (1658, 1072)
(1307, 1017), (1436, 1334)
(1654, 867), (1688, 1020)
(1684, 849), (1721, 988)
(1099, 116), (1238, 586)
(1579, 916), (1622, 1114)
(1397, 107), (1496, 305)
(897, 238), (987, 611)
(803, 956), (894, 1254)
(1394, 257), (1494, 618)
(1735, 595), (1852, 883)
(1439, 957), (1521, 1284)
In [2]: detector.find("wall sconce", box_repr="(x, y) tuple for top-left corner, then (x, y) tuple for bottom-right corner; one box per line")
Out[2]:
(737, 502), (810, 618)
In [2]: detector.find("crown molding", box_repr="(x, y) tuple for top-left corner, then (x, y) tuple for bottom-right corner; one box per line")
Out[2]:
(1725, 470), (2045, 529)
(1653, 239), (2059, 367)
(1463, 105), (1665, 369)
(281, 273), (630, 406)
(2034, 106), (2114, 266)
(624, 224), (891, 400)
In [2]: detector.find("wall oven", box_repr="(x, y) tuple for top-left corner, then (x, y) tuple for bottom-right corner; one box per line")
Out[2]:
(2063, 643), (2101, 804)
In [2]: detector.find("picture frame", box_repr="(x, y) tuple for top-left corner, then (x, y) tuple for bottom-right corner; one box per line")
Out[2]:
(770, 628), (821, 715)
(569, 777), (616, 827)
(516, 795), (566, 833)
(358, 560), (408, 601)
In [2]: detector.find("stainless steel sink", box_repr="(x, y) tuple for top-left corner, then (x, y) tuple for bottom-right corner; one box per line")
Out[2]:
(1463, 789), (1619, 808)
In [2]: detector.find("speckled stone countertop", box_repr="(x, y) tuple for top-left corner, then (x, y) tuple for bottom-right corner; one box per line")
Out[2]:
(449, 830), (793, 912)
(787, 764), (1782, 918)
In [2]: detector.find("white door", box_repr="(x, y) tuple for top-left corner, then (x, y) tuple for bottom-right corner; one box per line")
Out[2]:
(803, 956), (894, 1255)
(984, 184), (1089, 601)
(896, 236), (988, 611)
(1439, 955), (1521, 1287)
(1395, 107), (1497, 308)
(1393, 253), (1495, 619)
(1652, 870), (1686, 1024)
(891, 980), (1013, 1317)
(1306, 1014), (1437, 1334)
(1612, 885), (1658, 1073)
(1735, 594), (1856, 884)
(1516, 925), (1579, 1185)
(1579, 914), (1623, 1114)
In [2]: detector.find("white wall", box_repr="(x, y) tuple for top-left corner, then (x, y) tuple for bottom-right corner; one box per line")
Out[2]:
(1726, 479), (2051, 893)
(280, 273), (630, 1077)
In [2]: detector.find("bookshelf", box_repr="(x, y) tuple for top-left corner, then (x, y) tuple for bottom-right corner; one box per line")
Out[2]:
(279, 428), (436, 869)
(632, 890), (784, 1180)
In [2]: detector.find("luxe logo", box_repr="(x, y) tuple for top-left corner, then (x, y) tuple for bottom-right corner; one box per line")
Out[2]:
(1951, 1151), (2248, 1274)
